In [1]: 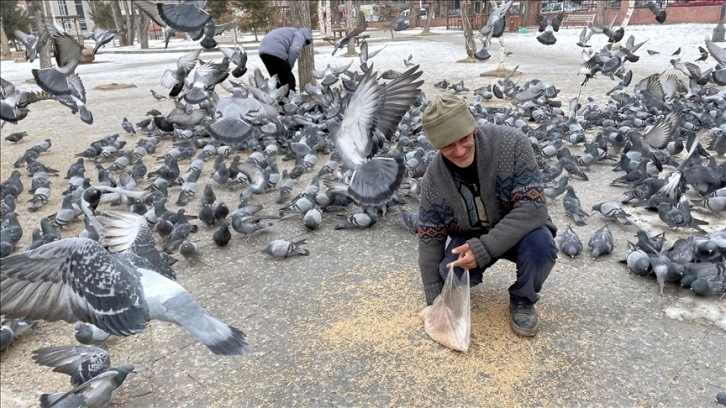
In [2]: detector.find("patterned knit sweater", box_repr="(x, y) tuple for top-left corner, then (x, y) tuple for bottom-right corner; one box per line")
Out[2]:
(417, 124), (557, 304)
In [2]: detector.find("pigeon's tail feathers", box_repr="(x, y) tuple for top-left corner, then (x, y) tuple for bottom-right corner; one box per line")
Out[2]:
(169, 81), (185, 98)
(78, 105), (93, 124)
(232, 66), (247, 78)
(184, 87), (207, 104)
(208, 117), (253, 146)
(40, 392), (85, 408)
(200, 37), (217, 50)
(157, 3), (211, 33)
(347, 157), (406, 207)
(184, 313), (251, 355)
(536, 31), (557, 46)
(32, 68), (71, 96)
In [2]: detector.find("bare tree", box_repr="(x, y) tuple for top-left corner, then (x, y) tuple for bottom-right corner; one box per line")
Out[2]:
(595, 0), (606, 27)
(290, 0), (315, 90)
(110, 0), (133, 46)
(344, 0), (357, 56)
(461, 0), (476, 59)
(421, 6), (432, 34)
(26, 0), (51, 68)
(138, 9), (149, 49)
(0, 16), (11, 59)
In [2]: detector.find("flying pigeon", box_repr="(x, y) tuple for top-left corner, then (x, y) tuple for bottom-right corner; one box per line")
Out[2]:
(89, 27), (121, 54)
(0, 211), (250, 356)
(32, 32), (84, 96)
(535, 12), (564, 45)
(646, 1), (667, 24)
(324, 63), (423, 208)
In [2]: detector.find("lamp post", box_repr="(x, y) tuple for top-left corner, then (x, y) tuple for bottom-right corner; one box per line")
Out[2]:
(713, 0), (726, 42)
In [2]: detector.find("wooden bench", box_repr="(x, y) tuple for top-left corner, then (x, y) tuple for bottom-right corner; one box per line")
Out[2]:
(562, 13), (595, 28)
(331, 27), (347, 39)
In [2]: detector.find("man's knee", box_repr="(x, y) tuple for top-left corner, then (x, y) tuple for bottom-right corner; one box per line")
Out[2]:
(519, 226), (557, 264)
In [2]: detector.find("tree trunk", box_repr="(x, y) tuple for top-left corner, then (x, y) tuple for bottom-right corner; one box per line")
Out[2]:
(138, 11), (149, 49)
(410, 1), (418, 28)
(110, 0), (129, 46)
(345, 0), (356, 55)
(0, 16), (12, 60)
(290, 0), (315, 90)
(27, 0), (52, 68)
(123, 0), (136, 46)
(595, 0), (606, 27)
(461, 0), (476, 58)
(422, 7), (432, 34)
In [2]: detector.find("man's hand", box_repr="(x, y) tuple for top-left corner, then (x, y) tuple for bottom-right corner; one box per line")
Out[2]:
(446, 242), (478, 270)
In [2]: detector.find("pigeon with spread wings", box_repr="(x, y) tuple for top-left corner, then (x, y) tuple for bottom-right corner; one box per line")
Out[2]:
(325, 64), (423, 208)
(0, 210), (250, 356)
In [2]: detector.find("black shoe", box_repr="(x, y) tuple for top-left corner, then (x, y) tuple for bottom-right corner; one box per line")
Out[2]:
(510, 300), (539, 337)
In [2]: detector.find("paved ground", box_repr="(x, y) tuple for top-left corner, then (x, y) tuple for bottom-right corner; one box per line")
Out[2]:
(1, 25), (725, 407)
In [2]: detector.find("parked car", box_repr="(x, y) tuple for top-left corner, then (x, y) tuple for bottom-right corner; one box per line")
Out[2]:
(540, 1), (587, 13)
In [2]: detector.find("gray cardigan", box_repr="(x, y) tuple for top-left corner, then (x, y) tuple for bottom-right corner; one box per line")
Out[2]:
(417, 124), (557, 305)
(259, 27), (312, 67)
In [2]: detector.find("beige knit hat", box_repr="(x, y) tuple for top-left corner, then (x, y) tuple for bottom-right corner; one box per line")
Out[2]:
(422, 95), (477, 149)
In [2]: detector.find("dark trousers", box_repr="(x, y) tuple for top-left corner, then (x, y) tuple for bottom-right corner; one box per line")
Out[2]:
(439, 226), (557, 304)
(260, 53), (296, 94)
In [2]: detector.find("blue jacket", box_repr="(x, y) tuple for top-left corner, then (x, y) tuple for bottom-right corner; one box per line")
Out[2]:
(259, 27), (312, 67)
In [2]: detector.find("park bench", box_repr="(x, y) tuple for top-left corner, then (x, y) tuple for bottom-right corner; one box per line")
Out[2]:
(562, 13), (596, 28)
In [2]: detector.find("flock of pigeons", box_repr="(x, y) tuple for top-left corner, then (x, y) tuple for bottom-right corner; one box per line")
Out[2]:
(1, 0), (726, 405)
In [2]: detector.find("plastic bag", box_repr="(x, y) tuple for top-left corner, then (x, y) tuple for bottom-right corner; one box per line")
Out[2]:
(420, 266), (471, 352)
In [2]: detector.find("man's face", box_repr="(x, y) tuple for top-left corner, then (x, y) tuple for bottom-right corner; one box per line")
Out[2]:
(439, 131), (476, 168)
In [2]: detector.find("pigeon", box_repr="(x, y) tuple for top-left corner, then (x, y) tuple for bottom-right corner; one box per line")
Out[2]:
(220, 46), (248, 78)
(0, 318), (38, 351)
(690, 272), (725, 298)
(262, 239), (309, 258)
(160, 48), (201, 98)
(535, 12), (565, 45)
(324, 64), (423, 208)
(1, 211), (249, 355)
(4, 131), (27, 143)
(302, 208), (323, 231)
(479, 0), (513, 39)
(646, 1), (667, 24)
(559, 225), (583, 258)
(563, 186), (589, 226)
(13, 27), (50, 62)
(592, 201), (633, 226)
(179, 240), (207, 266)
(183, 58), (230, 105)
(74, 322), (110, 345)
(212, 220), (232, 247)
(398, 208), (419, 232)
(32, 32), (84, 97)
(588, 224), (614, 259)
(623, 241), (651, 277)
(121, 117), (135, 135)
(717, 391), (726, 406)
(155, 0), (211, 36)
(1, 77), (54, 124)
(39, 364), (135, 408)
(334, 212), (377, 230)
(89, 27), (120, 54)
(32, 344), (112, 386)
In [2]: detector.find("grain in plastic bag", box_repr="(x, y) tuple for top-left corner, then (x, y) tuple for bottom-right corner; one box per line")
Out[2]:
(420, 266), (471, 352)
